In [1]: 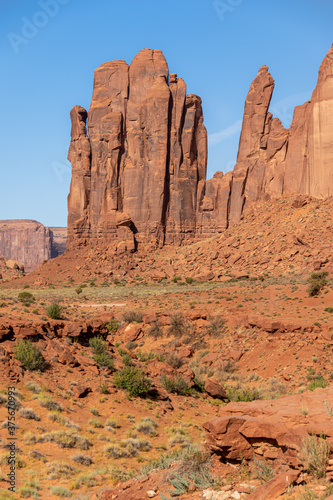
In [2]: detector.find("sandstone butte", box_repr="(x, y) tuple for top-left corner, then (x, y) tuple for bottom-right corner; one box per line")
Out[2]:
(0, 220), (66, 272)
(67, 45), (333, 252)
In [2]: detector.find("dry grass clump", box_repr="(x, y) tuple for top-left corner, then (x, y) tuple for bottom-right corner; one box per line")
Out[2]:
(134, 417), (158, 437)
(105, 438), (151, 458)
(168, 313), (191, 338)
(48, 411), (80, 429)
(71, 453), (93, 466)
(47, 460), (78, 479)
(24, 429), (92, 450)
(19, 407), (40, 421)
(300, 432), (330, 478)
(38, 395), (63, 412)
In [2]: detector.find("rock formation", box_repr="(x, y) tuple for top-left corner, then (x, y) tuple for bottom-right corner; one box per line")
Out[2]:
(67, 45), (333, 250)
(67, 48), (207, 250)
(0, 220), (66, 272)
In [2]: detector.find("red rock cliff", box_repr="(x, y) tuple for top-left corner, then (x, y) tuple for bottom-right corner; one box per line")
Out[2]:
(67, 45), (333, 249)
(0, 220), (66, 272)
(67, 49), (207, 250)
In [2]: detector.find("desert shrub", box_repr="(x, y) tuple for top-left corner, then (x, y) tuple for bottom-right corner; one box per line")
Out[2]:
(13, 340), (45, 371)
(168, 313), (190, 338)
(308, 376), (327, 391)
(206, 315), (226, 337)
(147, 320), (163, 339)
(71, 453), (93, 466)
(88, 418), (103, 428)
(164, 353), (183, 369)
(47, 461), (77, 479)
(75, 286), (83, 295)
(307, 271), (328, 296)
(95, 351), (115, 370)
(185, 277), (194, 284)
(121, 352), (133, 366)
(89, 336), (114, 370)
(114, 366), (152, 397)
(46, 303), (61, 319)
(99, 381), (110, 394)
(227, 385), (262, 402)
(253, 456), (274, 483)
(106, 318), (119, 332)
(122, 310), (143, 323)
(17, 486), (40, 499)
(105, 443), (131, 459)
(29, 450), (46, 462)
(19, 408), (40, 421)
(38, 396), (62, 412)
(160, 446), (215, 498)
(49, 486), (71, 498)
(18, 291), (35, 306)
(120, 438), (151, 455)
(89, 336), (105, 354)
(134, 417), (158, 436)
(300, 432), (330, 478)
(40, 430), (92, 449)
(160, 375), (192, 395)
(213, 359), (237, 383)
(105, 417), (119, 429)
(325, 307), (333, 313)
(48, 411), (79, 429)
(137, 351), (163, 363)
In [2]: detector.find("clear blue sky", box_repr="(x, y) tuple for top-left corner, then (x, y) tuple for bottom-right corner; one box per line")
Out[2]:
(1, 0), (332, 227)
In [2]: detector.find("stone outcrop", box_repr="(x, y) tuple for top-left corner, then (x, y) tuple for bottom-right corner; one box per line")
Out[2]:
(227, 43), (333, 225)
(67, 45), (333, 249)
(67, 48), (207, 249)
(204, 387), (333, 467)
(0, 220), (66, 272)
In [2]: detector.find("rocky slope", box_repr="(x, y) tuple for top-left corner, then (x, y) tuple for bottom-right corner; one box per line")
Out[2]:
(67, 45), (333, 250)
(0, 220), (66, 272)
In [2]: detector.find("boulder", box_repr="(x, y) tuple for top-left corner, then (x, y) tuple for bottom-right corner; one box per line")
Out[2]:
(246, 470), (300, 499)
(204, 378), (228, 400)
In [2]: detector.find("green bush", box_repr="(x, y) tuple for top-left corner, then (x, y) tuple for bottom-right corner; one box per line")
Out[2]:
(46, 303), (61, 319)
(95, 352), (115, 370)
(106, 319), (118, 332)
(13, 340), (45, 371)
(18, 291), (35, 306)
(185, 277), (194, 284)
(307, 271), (328, 297)
(227, 386), (262, 402)
(160, 375), (192, 395)
(114, 366), (152, 397)
(308, 376), (327, 391)
(89, 336), (114, 370)
(89, 336), (106, 354)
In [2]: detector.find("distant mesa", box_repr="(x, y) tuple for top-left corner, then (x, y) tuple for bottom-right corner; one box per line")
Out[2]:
(0, 220), (66, 273)
(67, 45), (333, 252)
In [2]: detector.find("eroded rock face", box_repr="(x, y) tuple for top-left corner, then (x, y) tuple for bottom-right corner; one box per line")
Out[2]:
(204, 387), (333, 467)
(67, 48), (208, 250)
(67, 45), (333, 249)
(0, 220), (66, 272)
(227, 44), (333, 225)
